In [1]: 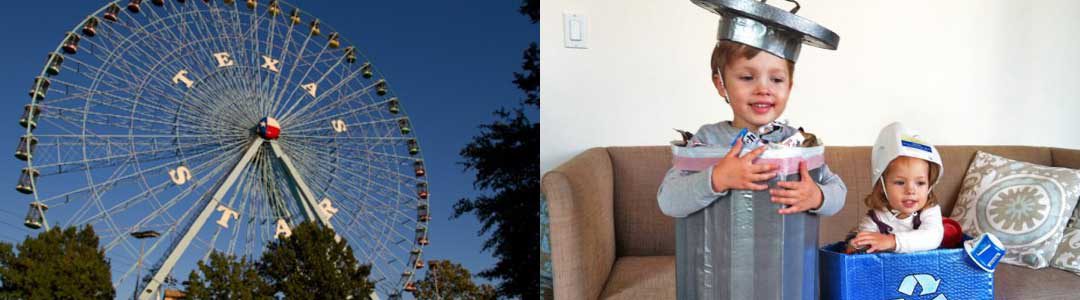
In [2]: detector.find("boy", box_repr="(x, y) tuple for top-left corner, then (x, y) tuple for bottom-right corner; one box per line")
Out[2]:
(658, 3), (846, 218)
(652, 39), (846, 217)
(665, 2), (845, 298)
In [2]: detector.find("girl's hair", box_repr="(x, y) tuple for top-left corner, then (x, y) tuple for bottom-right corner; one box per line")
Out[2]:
(710, 40), (796, 81)
(863, 160), (940, 211)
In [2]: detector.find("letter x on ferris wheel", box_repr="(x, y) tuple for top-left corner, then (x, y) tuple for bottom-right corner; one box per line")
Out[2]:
(15, 1), (431, 299)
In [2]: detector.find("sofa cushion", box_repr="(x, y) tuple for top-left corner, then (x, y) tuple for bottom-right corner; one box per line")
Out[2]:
(599, 256), (675, 299)
(821, 146), (872, 244)
(608, 146), (676, 256)
(951, 151), (1080, 269)
(994, 264), (1080, 299)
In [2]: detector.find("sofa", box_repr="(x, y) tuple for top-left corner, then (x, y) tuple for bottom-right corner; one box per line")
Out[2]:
(541, 145), (1080, 299)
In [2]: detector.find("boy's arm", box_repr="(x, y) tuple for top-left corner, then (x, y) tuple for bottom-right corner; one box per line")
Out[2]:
(658, 124), (730, 218)
(657, 165), (728, 218)
(808, 164), (847, 216)
(892, 206), (945, 253)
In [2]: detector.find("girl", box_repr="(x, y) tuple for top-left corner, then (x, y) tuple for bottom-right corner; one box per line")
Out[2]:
(847, 122), (944, 254)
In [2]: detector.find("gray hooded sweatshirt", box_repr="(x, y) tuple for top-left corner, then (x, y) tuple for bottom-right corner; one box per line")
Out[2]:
(657, 121), (847, 217)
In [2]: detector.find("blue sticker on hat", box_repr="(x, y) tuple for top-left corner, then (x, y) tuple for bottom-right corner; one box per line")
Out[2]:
(901, 140), (932, 153)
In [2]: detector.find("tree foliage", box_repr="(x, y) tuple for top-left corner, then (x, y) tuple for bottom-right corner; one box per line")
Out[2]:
(184, 252), (272, 300)
(257, 221), (374, 299)
(452, 0), (540, 298)
(182, 222), (374, 299)
(0, 226), (114, 299)
(411, 260), (496, 300)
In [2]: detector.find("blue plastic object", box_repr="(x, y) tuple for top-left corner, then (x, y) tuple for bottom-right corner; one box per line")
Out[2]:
(819, 243), (994, 300)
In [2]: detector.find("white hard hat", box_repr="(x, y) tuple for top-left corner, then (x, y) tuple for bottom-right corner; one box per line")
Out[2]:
(871, 122), (943, 189)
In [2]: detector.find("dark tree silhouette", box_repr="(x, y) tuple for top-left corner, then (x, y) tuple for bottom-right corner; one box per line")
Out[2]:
(452, 0), (539, 298)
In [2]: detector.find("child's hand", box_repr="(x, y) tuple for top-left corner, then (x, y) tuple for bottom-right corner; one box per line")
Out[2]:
(844, 244), (860, 254)
(710, 139), (778, 193)
(770, 161), (824, 214)
(850, 232), (896, 253)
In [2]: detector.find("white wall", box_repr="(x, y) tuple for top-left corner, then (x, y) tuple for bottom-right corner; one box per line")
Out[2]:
(541, 0), (1080, 175)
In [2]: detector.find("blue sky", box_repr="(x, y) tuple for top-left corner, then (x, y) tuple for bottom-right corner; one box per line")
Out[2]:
(0, 0), (536, 292)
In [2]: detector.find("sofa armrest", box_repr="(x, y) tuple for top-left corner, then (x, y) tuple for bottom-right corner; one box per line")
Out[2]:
(1051, 147), (1080, 170)
(542, 148), (616, 300)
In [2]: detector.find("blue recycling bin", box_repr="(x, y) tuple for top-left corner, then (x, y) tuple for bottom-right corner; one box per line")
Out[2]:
(819, 243), (994, 300)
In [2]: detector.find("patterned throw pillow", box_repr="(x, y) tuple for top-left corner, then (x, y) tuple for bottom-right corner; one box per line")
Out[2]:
(951, 151), (1080, 269)
(1052, 200), (1080, 273)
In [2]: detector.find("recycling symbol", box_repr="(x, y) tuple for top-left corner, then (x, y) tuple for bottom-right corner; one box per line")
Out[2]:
(893, 274), (947, 300)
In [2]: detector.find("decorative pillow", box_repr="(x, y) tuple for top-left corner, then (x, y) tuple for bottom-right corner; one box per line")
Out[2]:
(951, 151), (1080, 269)
(1051, 200), (1080, 273)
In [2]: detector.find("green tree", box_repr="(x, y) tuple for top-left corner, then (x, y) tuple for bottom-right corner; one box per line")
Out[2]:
(452, 0), (539, 298)
(258, 221), (374, 299)
(184, 251), (272, 299)
(0, 226), (113, 299)
(411, 260), (496, 300)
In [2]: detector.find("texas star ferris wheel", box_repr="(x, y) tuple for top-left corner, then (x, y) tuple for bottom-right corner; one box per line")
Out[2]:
(15, 0), (431, 298)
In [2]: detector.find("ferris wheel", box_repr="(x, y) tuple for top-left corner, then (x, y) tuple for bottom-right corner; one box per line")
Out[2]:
(15, 0), (431, 299)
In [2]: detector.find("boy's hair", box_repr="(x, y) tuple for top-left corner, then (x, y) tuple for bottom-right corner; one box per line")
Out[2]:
(864, 161), (940, 211)
(710, 41), (796, 81)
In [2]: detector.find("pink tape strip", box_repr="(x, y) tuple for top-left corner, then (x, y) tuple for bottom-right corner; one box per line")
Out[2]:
(672, 157), (724, 172)
(756, 155), (825, 175)
(672, 155), (825, 176)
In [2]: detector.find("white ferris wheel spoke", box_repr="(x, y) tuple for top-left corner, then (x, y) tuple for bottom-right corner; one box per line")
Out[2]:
(138, 138), (263, 299)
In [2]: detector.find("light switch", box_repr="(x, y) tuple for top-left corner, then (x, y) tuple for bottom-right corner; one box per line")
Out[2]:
(564, 13), (587, 49)
(569, 19), (582, 41)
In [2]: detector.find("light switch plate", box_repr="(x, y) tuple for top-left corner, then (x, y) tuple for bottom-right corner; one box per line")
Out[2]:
(563, 13), (587, 49)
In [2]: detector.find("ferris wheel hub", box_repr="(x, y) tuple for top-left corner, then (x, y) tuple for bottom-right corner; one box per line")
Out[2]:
(257, 117), (281, 139)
